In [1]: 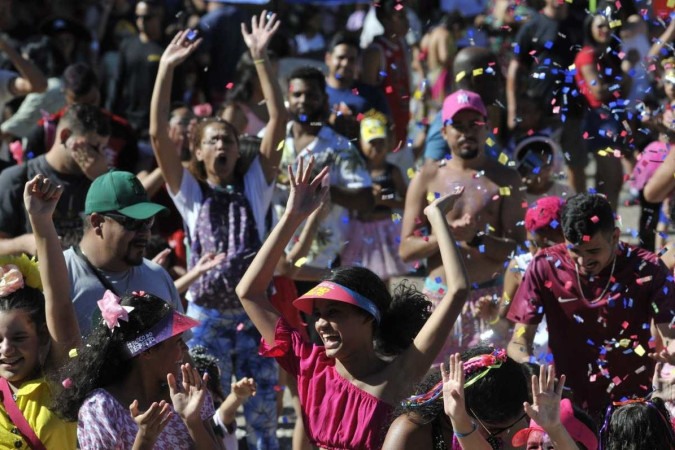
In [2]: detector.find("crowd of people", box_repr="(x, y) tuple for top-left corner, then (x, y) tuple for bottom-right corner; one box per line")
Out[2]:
(2, 0), (675, 449)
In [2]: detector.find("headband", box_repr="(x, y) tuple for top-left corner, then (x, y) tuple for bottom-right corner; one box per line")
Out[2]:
(293, 281), (382, 323)
(401, 348), (508, 409)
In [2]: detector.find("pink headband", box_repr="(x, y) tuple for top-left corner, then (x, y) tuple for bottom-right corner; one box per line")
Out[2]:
(293, 281), (381, 323)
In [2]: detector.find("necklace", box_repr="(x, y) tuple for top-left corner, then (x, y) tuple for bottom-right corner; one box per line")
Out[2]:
(574, 255), (617, 304)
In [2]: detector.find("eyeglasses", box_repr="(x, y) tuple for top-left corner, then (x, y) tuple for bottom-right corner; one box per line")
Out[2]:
(103, 212), (154, 232)
(201, 136), (237, 146)
(471, 410), (528, 450)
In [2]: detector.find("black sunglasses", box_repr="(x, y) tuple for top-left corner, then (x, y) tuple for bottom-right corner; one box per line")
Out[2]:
(103, 212), (154, 232)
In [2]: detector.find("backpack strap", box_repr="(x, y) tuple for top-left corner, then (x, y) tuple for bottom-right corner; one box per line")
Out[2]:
(0, 378), (47, 450)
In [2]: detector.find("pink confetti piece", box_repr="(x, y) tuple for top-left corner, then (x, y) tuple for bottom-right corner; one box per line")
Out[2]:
(236, 323), (245, 331)
(62, 378), (73, 389)
(582, 235), (590, 242)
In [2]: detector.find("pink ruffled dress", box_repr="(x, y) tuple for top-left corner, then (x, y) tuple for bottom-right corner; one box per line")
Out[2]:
(259, 318), (393, 450)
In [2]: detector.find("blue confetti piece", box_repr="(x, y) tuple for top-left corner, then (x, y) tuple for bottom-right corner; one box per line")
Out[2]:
(299, 114), (307, 122)
(544, 41), (553, 49)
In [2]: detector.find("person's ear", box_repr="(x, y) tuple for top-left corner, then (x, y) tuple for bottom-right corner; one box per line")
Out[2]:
(90, 213), (105, 235)
(59, 128), (72, 146)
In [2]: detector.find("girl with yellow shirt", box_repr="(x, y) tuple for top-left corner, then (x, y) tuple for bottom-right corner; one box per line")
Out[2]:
(0, 175), (80, 449)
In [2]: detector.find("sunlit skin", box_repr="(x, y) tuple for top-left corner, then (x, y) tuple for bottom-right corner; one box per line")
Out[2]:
(312, 299), (373, 360)
(144, 333), (185, 385)
(526, 430), (554, 450)
(195, 122), (240, 185)
(94, 213), (154, 269)
(565, 229), (619, 277)
(65, 131), (110, 180)
(0, 309), (47, 386)
(441, 110), (488, 161)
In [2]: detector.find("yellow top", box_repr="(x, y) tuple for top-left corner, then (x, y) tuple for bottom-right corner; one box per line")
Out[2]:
(0, 378), (76, 450)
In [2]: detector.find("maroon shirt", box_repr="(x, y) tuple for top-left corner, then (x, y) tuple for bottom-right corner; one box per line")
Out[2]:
(508, 242), (675, 414)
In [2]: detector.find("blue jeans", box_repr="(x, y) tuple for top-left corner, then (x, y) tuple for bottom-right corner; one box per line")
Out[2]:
(187, 303), (279, 449)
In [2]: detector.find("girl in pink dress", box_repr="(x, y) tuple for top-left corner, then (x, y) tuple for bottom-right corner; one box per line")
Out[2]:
(236, 157), (470, 450)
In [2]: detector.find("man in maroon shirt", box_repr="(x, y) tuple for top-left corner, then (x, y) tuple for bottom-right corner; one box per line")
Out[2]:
(507, 193), (675, 418)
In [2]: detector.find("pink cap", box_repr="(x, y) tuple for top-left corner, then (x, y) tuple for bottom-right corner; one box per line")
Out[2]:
(441, 90), (487, 125)
(293, 281), (381, 323)
(525, 196), (564, 233)
(511, 399), (598, 450)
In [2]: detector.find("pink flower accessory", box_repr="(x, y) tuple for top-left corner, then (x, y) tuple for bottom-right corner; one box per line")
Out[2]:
(97, 290), (135, 330)
(0, 264), (25, 297)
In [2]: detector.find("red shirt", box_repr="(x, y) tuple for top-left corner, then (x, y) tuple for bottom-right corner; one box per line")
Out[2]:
(508, 243), (675, 414)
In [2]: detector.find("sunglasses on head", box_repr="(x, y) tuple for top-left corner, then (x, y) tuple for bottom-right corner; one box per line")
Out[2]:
(103, 212), (154, 231)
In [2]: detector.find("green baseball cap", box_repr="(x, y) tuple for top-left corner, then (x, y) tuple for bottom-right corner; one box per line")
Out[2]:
(84, 171), (167, 219)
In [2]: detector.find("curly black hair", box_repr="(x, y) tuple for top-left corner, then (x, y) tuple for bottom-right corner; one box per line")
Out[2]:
(51, 293), (173, 421)
(326, 267), (431, 356)
(605, 397), (675, 450)
(392, 346), (530, 426)
(561, 193), (615, 245)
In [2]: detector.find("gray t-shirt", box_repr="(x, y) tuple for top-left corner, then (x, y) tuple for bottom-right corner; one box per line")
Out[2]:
(64, 247), (183, 336)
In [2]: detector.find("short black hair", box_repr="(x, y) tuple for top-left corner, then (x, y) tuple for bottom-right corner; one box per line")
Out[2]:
(561, 193), (615, 244)
(61, 103), (111, 138)
(327, 32), (360, 54)
(287, 66), (327, 93)
(63, 63), (98, 98)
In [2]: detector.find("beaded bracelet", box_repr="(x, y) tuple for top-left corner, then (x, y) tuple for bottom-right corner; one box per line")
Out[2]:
(454, 421), (477, 438)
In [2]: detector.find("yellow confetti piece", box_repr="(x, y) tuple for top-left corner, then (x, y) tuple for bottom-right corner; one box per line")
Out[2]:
(619, 338), (631, 348)
(276, 140), (285, 151)
(597, 150), (608, 157)
(487, 225), (495, 232)
(455, 71), (466, 83)
(69, 348), (78, 358)
(472, 68), (483, 76)
(413, 89), (423, 100)
(498, 152), (509, 165)
(609, 20), (622, 29)
(294, 257), (307, 268)
(635, 344), (646, 357)
(427, 192), (437, 203)
(499, 187), (511, 196)
(486, 137), (495, 147)
(407, 167), (416, 180)
(516, 326), (526, 337)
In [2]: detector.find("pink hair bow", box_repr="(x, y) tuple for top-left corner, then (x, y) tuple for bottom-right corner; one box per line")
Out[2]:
(97, 290), (134, 330)
(0, 264), (25, 297)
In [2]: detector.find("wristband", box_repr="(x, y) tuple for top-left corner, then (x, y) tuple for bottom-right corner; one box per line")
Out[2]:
(453, 421), (477, 438)
(466, 234), (484, 248)
(253, 58), (265, 65)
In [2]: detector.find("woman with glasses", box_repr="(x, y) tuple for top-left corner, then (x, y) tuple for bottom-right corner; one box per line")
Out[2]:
(149, 12), (287, 450)
(383, 346), (530, 450)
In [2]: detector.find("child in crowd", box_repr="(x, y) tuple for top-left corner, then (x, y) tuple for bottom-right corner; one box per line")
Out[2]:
(514, 136), (569, 205)
(53, 291), (220, 449)
(477, 196), (565, 355)
(601, 396), (674, 450)
(383, 346), (530, 449)
(236, 157), (469, 449)
(190, 345), (256, 450)
(0, 175), (80, 449)
(341, 111), (410, 284)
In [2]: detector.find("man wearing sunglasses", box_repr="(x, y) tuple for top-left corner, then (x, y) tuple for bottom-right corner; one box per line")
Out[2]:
(63, 170), (184, 336)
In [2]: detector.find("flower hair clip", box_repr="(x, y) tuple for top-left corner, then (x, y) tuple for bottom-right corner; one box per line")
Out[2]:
(97, 290), (134, 330)
(0, 254), (42, 295)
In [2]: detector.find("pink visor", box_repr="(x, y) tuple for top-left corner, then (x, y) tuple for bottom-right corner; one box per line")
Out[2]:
(293, 281), (381, 323)
(124, 310), (199, 358)
(511, 399), (598, 450)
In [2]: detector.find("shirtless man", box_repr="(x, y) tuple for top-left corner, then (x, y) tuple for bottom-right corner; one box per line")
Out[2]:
(400, 89), (525, 358)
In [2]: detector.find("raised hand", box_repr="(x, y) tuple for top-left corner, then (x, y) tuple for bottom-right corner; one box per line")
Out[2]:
(160, 30), (201, 69)
(475, 295), (499, 323)
(241, 10), (280, 58)
(232, 377), (256, 400)
(130, 399), (173, 447)
(194, 252), (227, 275)
(442, 353), (468, 421)
(523, 364), (566, 431)
(24, 175), (63, 218)
(285, 156), (330, 220)
(168, 363), (208, 425)
(424, 186), (464, 218)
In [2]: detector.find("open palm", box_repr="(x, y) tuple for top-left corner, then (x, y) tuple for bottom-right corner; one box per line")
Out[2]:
(523, 364), (565, 430)
(286, 156), (329, 220)
(168, 364), (207, 424)
(241, 10), (280, 57)
(161, 30), (201, 68)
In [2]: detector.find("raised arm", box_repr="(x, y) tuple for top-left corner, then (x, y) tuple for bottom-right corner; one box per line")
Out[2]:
(0, 36), (47, 96)
(236, 157), (329, 343)
(644, 146), (675, 203)
(150, 30), (201, 195)
(24, 175), (80, 368)
(398, 188), (469, 379)
(241, 12), (287, 184)
(399, 162), (440, 262)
